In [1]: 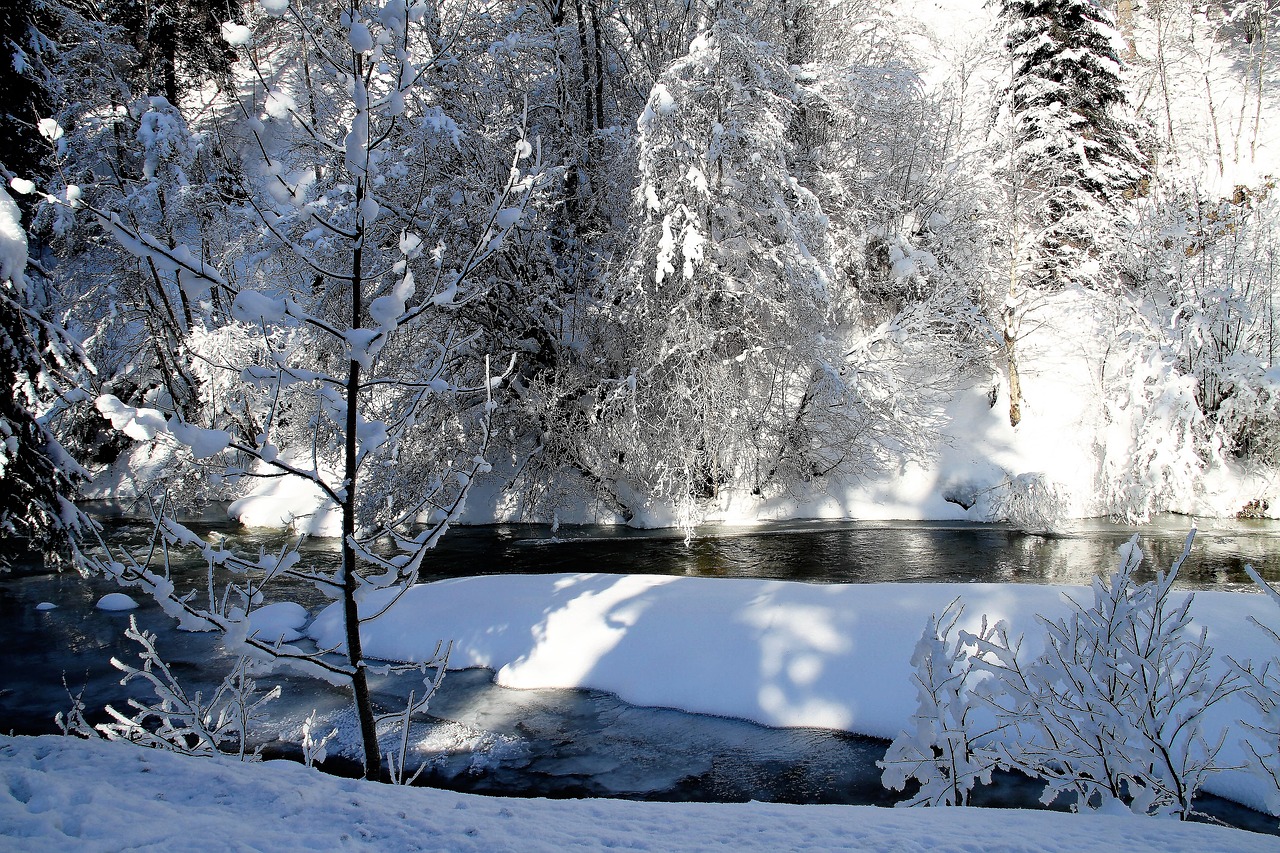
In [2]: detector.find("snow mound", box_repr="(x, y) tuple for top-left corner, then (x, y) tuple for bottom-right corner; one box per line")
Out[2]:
(309, 572), (1280, 813)
(96, 593), (139, 611)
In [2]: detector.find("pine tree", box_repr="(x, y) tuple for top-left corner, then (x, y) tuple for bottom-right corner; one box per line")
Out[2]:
(998, 0), (1146, 287)
(0, 189), (88, 567)
(0, 1), (56, 217)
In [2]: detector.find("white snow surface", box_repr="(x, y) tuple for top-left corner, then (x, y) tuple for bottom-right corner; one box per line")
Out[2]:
(246, 600), (308, 644)
(219, 21), (253, 46)
(227, 453), (341, 535)
(95, 592), (139, 611)
(0, 189), (28, 293)
(3, 734), (1276, 852)
(309, 573), (1280, 813)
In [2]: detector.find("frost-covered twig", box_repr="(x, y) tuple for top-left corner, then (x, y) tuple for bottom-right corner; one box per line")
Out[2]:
(381, 642), (450, 786)
(300, 710), (339, 769)
(95, 616), (280, 760)
(54, 676), (96, 739)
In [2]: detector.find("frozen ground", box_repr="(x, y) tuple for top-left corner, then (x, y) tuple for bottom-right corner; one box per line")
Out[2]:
(3, 734), (1277, 853)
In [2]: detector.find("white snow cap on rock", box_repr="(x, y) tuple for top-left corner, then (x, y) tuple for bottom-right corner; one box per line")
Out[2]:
(96, 593), (138, 611)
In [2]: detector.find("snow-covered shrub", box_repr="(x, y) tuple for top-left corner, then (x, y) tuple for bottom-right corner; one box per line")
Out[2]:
(94, 616), (279, 760)
(1095, 304), (1207, 523)
(967, 531), (1238, 818)
(987, 472), (1069, 533)
(879, 598), (1000, 806)
(1120, 178), (1279, 472)
(1231, 566), (1280, 814)
(1215, 361), (1280, 466)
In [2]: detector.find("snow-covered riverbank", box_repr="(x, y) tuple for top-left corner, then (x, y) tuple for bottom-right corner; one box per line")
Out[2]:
(302, 573), (1278, 813)
(3, 734), (1277, 852)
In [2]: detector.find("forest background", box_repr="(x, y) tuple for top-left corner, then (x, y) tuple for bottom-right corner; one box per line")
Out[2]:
(0, 0), (1278, 554)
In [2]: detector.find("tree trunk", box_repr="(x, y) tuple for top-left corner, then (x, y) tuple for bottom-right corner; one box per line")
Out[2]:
(344, 162), (381, 780)
(1005, 327), (1022, 428)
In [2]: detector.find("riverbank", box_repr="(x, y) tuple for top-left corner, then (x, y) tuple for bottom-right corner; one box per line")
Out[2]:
(3, 734), (1276, 852)
(303, 571), (1279, 815)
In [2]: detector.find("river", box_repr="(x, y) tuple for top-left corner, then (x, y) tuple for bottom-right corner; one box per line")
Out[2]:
(1, 512), (1277, 830)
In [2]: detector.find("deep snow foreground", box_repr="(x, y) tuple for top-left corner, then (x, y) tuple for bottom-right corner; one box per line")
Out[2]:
(307, 574), (1280, 813)
(3, 735), (1276, 853)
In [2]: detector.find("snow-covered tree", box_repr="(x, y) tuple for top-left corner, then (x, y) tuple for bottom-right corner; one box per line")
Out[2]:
(997, 0), (1147, 287)
(61, 0), (544, 780)
(577, 0), (967, 524)
(984, 0), (1150, 427)
(593, 3), (836, 520)
(0, 187), (89, 568)
(0, 1), (58, 213)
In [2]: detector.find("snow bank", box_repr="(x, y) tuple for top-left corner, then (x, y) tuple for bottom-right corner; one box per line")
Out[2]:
(227, 454), (341, 536)
(2, 735), (1274, 852)
(310, 573), (1279, 813)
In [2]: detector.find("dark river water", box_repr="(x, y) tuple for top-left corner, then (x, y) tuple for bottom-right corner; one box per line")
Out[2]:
(2, 511), (1278, 832)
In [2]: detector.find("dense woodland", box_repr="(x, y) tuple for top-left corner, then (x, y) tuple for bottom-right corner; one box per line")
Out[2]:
(0, 0), (1278, 559)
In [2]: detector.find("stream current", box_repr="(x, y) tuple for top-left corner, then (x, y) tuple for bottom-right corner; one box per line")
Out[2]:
(2, 512), (1279, 831)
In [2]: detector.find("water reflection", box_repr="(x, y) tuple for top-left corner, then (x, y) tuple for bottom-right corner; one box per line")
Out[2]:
(77, 507), (1280, 592)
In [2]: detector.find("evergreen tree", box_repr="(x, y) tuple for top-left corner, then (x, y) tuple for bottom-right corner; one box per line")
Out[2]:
(0, 189), (88, 567)
(0, 1), (56, 219)
(998, 0), (1146, 286)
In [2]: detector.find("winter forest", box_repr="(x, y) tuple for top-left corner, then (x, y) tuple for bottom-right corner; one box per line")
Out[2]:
(1, 0), (1277, 552)
(3, 0), (1280, 845)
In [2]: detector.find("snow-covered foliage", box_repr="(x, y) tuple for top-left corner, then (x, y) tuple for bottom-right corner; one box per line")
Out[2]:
(1233, 565), (1280, 814)
(892, 531), (1243, 817)
(7, 0), (1280, 526)
(0, 186), (90, 567)
(53, 0), (542, 780)
(981, 532), (1237, 817)
(879, 597), (998, 806)
(80, 615), (280, 761)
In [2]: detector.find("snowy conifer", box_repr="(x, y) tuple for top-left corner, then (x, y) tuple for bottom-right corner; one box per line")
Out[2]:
(997, 0), (1147, 287)
(0, 188), (89, 568)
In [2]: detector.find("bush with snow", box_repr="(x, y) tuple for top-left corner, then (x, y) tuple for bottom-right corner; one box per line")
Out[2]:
(879, 597), (998, 806)
(1232, 566), (1280, 815)
(63, 616), (279, 762)
(886, 531), (1241, 818)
